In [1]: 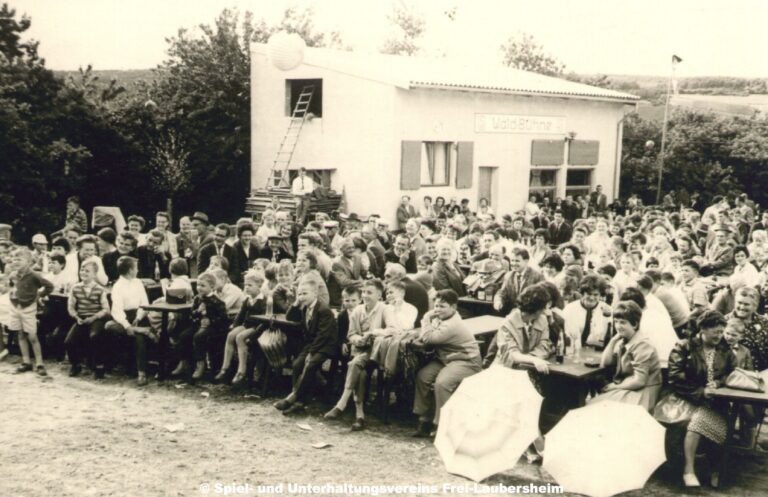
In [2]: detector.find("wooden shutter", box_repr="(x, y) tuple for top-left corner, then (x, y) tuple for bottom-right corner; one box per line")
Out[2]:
(531, 140), (564, 166)
(455, 141), (474, 189)
(568, 140), (600, 165)
(400, 141), (422, 190)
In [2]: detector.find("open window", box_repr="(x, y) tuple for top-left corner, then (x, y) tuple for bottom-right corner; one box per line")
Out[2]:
(285, 78), (323, 117)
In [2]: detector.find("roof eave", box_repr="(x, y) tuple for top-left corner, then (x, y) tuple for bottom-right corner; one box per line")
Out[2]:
(409, 83), (640, 104)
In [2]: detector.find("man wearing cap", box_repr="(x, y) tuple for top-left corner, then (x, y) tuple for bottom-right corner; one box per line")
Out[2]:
(325, 221), (344, 255)
(259, 235), (291, 263)
(31, 234), (49, 273)
(188, 212), (214, 277)
(701, 225), (735, 277)
(291, 167), (315, 224)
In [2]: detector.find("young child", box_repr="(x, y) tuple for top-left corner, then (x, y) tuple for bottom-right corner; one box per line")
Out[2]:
(8, 247), (54, 375)
(164, 258), (194, 303)
(337, 285), (362, 357)
(65, 261), (110, 377)
(211, 268), (245, 320)
(46, 253), (76, 295)
(272, 260), (295, 313)
(172, 272), (228, 380)
(216, 271), (266, 386)
(0, 274), (10, 361)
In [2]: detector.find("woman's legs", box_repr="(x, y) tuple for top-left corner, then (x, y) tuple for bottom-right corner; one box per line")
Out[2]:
(683, 430), (702, 477)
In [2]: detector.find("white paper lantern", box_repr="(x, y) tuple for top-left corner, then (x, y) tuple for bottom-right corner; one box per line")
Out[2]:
(267, 31), (306, 71)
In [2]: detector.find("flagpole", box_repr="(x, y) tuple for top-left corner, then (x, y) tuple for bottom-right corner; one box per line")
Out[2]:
(656, 55), (680, 205)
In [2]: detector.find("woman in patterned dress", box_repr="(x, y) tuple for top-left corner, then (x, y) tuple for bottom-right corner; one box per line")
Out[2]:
(667, 310), (737, 488)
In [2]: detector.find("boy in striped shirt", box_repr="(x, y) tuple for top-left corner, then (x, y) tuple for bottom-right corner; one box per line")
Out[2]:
(65, 261), (110, 378)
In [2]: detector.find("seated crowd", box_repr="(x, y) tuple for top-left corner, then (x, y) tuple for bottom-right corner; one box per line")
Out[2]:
(0, 189), (767, 488)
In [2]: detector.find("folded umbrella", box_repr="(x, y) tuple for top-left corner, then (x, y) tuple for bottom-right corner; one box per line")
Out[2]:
(435, 366), (542, 482)
(544, 401), (666, 497)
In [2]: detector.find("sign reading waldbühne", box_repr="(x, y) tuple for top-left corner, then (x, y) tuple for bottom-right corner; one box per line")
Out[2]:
(475, 113), (566, 134)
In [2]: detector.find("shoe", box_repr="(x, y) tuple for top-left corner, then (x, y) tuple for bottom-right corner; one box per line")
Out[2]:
(411, 421), (432, 438)
(0, 349), (9, 361)
(191, 361), (206, 380)
(710, 471), (720, 488)
(351, 418), (366, 431)
(214, 370), (229, 383)
(231, 372), (246, 386)
(94, 366), (105, 380)
(274, 399), (293, 411)
(282, 402), (306, 415)
(68, 364), (82, 377)
(324, 407), (343, 420)
(683, 473), (701, 487)
(14, 363), (33, 374)
(36, 365), (47, 377)
(137, 373), (148, 387)
(171, 361), (190, 377)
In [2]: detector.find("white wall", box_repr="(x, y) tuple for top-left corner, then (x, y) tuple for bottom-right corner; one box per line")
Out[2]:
(251, 50), (627, 225)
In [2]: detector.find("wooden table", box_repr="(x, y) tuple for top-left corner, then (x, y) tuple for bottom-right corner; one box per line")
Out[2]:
(712, 369), (768, 488)
(464, 315), (506, 339)
(140, 302), (192, 380)
(458, 297), (498, 318)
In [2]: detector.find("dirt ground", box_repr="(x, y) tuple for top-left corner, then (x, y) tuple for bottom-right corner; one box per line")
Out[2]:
(1, 358), (766, 497)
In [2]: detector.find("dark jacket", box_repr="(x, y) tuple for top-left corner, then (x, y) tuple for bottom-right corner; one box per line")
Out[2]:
(295, 301), (338, 357)
(385, 249), (418, 274)
(136, 245), (171, 281)
(197, 242), (236, 280)
(191, 293), (229, 331)
(233, 295), (266, 329)
(231, 242), (260, 285)
(403, 276), (429, 324)
(548, 221), (573, 247)
(102, 249), (136, 283)
(258, 246), (292, 264)
(668, 336), (736, 405)
(431, 260), (467, 296)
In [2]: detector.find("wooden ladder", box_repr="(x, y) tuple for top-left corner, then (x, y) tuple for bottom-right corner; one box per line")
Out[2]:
(265, 85), (315, 189)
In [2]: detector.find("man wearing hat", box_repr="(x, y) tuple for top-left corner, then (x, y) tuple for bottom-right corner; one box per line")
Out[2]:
(291, 167), (316, 224)
(701, 225), (735, 277)
(31, 234), (49, 273)
(341, 212), (362, 233)
(259, 235), (291, 263)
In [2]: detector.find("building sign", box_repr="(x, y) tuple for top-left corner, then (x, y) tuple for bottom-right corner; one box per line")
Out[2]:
(475, 114), (566, 134)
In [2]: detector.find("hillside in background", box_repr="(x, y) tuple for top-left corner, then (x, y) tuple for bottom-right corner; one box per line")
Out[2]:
(54, 69), (766, 120)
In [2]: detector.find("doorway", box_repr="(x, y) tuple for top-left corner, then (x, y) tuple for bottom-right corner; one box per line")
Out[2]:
(478, 167), (498, 211)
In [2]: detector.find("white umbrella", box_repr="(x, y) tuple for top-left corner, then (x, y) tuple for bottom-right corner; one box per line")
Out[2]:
(434, 366), (542, 482)
(544, 401), (666, 497)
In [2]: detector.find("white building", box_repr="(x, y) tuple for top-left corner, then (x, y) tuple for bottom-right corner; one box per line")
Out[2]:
(250, 44), (638, 224)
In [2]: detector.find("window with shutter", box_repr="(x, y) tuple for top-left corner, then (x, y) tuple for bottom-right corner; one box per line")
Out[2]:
(568, 140), (599, 165)
(400, 141), (422, 190)
(531, 140), (565, 166)
(455, 141), (474, 189)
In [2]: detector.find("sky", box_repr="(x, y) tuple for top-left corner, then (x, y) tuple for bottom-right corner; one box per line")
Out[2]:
(14, 0), (768, 77)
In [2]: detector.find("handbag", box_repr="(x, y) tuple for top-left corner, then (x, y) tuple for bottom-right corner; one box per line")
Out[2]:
(653, 392), (697, 424)
(257, 326), (288, 368)
(725, 368), (766, 392)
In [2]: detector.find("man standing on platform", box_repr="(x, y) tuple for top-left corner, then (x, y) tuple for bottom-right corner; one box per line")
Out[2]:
(291, 167), (315, 225)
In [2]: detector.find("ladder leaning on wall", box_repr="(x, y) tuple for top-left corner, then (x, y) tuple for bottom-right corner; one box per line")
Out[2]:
(264, 84), (315, 189)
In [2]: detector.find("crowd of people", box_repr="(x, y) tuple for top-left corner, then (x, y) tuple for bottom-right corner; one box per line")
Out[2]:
(1, 187), (767, 488)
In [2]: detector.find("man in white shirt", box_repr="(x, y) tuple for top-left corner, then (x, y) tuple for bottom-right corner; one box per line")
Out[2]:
(291, 167), (315, 224)
(104, 256), (151, 386)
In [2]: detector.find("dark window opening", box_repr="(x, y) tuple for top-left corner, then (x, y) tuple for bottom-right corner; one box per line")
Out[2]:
(285, 79), (323, 117)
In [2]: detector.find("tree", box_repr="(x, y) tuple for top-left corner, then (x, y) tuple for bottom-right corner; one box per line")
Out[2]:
(147, 129), (191, 222)
(380, 1), (426, 56)
(500, 32), (565, 77)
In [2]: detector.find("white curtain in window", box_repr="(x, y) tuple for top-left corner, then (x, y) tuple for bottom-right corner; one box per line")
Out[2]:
(421, 142), (436, 185)
(433, 143), (449, 185)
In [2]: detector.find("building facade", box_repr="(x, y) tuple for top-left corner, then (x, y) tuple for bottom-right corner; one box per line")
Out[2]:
(251, 45), (638, 224)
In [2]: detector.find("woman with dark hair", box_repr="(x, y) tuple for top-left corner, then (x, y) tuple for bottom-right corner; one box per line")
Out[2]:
(494, 285), (553, 463)
(531, 228), (552, 269)
(664, 310), (736, 487)
(590, 301), (662, 411)
(434, 196), (446, 215)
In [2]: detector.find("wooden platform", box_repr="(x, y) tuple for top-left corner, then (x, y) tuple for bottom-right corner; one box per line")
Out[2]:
(245, 188), (343, 220)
